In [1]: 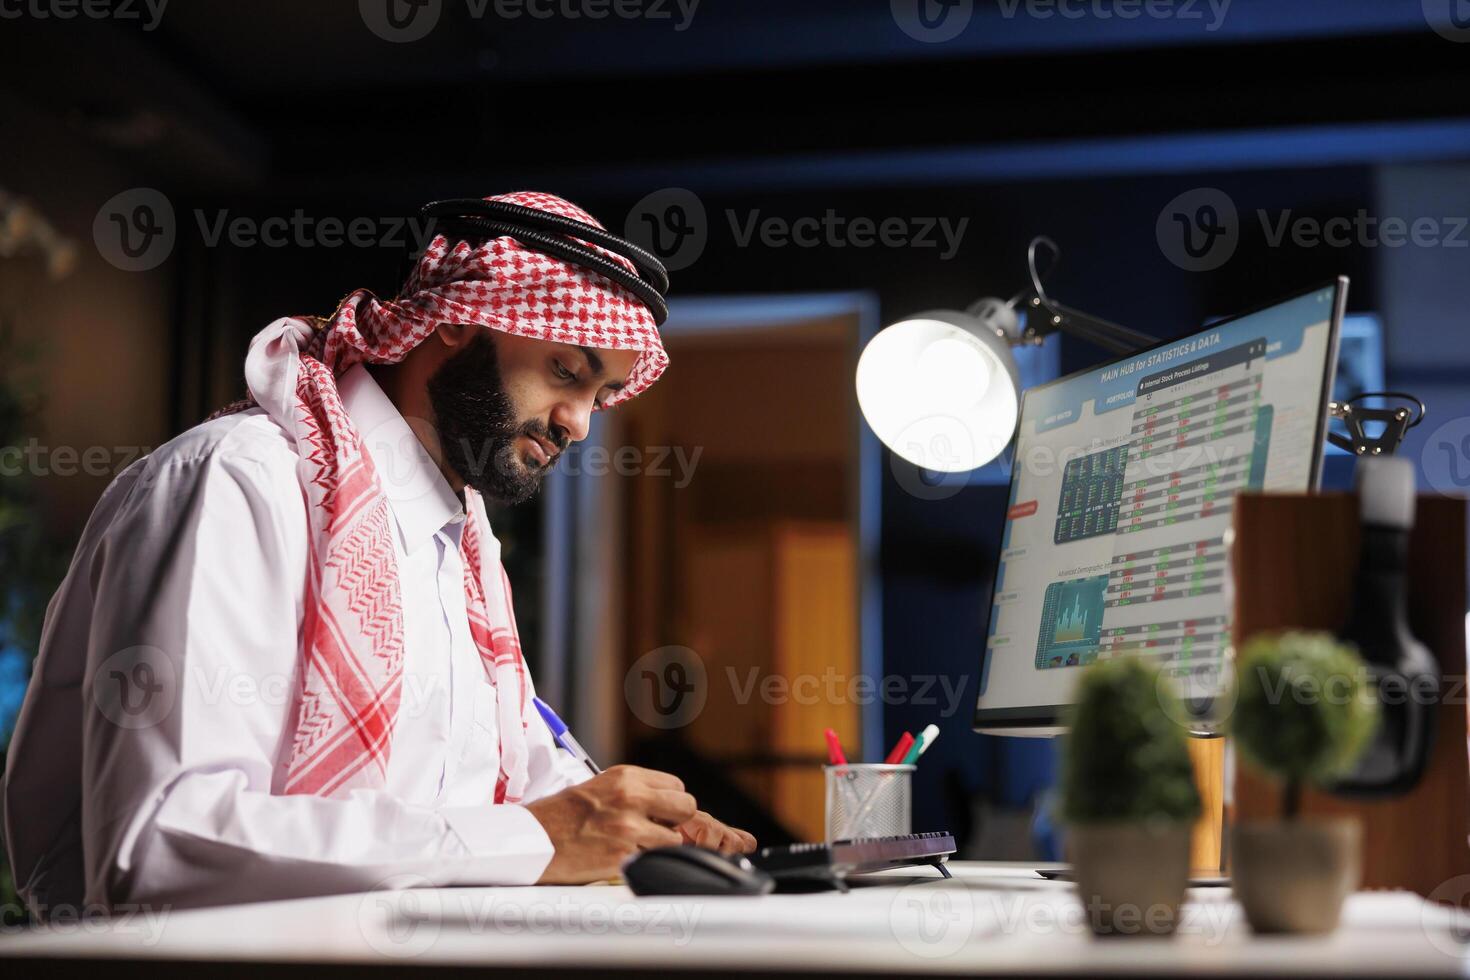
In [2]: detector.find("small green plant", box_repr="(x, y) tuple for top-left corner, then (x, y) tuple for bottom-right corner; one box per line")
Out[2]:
(1061, 655), (1201, 824)
(1231, 631), (1379, 820)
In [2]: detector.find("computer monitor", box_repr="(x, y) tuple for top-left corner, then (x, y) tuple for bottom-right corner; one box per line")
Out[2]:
(974, 279), (1347, 735)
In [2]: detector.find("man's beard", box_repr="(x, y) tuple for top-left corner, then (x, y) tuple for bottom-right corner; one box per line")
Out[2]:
(426, 331), (566, 505)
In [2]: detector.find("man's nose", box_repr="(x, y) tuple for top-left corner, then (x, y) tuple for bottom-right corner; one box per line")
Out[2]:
(549, 397), (593, 445)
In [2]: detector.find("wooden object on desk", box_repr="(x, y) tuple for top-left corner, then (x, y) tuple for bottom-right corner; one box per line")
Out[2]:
(1231, 493), (1469, 898)
(1186, 737), (1226, 872)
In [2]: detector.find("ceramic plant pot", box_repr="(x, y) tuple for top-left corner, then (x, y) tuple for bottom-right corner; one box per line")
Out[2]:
(1231, 817), (1362, 934)
(1069, 821), (1193, 937)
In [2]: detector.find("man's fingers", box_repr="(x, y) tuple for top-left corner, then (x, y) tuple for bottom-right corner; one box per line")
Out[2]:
(632, 818), (685, 850)
(678, 812), (756, 853)
(712, 823), (755, 854)
(607, 764), (685, 792)
(683, 817), (719, 848)
(646, 789), (699, 826)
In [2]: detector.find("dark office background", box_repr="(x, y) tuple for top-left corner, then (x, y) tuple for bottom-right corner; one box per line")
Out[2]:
(2, 1), (1468, 859)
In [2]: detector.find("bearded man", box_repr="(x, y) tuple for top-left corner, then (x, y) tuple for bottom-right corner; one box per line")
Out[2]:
(3, 191), (753, 914)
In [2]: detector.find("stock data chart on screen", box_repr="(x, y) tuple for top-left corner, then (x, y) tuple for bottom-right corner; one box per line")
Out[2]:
(976, 282), (1344, 730)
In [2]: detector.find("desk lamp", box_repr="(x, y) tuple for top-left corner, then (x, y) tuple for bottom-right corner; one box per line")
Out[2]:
(856, 238), (1158, 473)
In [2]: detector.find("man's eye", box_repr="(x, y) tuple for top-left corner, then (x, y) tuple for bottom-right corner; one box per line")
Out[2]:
(553, 361), (575, 381)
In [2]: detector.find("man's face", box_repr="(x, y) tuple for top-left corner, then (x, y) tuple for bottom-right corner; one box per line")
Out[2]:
(426, 329), (638, 505)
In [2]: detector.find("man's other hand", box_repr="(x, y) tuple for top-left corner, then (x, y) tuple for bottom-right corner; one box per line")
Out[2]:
(527, 765), (695, 883)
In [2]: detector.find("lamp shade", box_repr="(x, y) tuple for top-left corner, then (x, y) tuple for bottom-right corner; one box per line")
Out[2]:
(856, 309), (1021, 473)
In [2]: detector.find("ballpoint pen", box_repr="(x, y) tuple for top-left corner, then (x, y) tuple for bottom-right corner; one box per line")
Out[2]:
(533, 696), (603, 776)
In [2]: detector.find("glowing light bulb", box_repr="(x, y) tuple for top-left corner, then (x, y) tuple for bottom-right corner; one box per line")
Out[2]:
(855, 311), (1022, 473)
(916, 336), (991, 411)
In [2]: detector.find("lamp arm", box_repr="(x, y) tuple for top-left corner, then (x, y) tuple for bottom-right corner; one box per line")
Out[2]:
(1018, 292), (1160, 356)
(1017, 237), (1159, 355)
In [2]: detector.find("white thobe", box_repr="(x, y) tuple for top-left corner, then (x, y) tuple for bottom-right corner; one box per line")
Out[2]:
(2, 365), (589, 913)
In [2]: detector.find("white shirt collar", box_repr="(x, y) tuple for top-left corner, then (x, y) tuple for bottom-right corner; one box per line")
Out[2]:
(337, 364), (465, 555)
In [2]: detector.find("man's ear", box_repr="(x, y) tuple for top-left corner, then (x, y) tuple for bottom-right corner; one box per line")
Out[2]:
(433, 321), (477, 348)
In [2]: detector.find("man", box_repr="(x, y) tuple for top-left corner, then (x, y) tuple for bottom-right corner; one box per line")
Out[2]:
(2, 191), (753, 915)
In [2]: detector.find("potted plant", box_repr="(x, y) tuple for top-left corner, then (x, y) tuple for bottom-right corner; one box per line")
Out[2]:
(1061, 655), (1201, 937)
(1230, 630), (1379, 934)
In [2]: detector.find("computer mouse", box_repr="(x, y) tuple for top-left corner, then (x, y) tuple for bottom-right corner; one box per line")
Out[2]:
(622, 845), (776, 896)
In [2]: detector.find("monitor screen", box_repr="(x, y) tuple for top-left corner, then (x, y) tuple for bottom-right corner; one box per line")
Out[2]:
(974, 280), (1345, 733)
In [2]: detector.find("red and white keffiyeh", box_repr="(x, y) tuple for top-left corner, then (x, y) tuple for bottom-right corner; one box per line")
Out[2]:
(235, 191), (666, 801)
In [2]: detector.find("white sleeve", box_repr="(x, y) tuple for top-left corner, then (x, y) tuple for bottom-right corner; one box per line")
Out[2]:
(83, 448), (554, 909)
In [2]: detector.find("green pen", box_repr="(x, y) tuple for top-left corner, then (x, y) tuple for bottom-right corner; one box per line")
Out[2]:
(900, 724), (940, 765)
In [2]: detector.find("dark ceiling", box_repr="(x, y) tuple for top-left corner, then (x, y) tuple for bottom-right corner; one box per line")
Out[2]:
(3, 0), (1467, 201)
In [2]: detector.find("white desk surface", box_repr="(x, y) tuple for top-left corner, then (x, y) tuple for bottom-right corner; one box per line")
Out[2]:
(2, 862), (1467, 977)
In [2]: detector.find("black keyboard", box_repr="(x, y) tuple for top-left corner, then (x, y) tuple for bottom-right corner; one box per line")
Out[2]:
(750, 832), (956, 880)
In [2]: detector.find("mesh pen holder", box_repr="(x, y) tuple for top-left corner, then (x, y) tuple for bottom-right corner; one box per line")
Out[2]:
(824, 764), (914, 841)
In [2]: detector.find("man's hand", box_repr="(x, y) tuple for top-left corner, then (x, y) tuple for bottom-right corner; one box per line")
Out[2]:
(527, 765), (696, 884)
(678, 810), (757, 854)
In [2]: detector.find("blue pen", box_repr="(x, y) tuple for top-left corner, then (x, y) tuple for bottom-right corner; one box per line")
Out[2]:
(532, 696), (603, 776)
